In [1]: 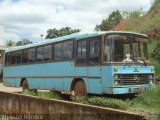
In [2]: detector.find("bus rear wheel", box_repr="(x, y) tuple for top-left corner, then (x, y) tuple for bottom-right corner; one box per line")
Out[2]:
(74, 81), (87, 96)
(22, 80), (29, 91)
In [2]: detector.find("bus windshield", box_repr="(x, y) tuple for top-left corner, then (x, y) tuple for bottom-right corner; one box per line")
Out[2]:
(104, 34), (148, 63)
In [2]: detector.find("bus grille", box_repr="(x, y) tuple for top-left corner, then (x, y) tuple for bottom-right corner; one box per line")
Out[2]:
(120, 74), (151, 85)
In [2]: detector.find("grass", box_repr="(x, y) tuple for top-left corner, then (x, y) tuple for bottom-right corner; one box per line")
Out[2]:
(22, 86), (160, 119)
(128, 86), (160, 119)
(38, 91), (62, 100)
(71, 96), (131, 110)
(22, 90), (62, 100)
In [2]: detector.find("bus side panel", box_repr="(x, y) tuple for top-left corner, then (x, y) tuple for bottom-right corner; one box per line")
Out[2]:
(15, 78), (21, 87)
(63, 78), (73, 92)
(54, 78), (63, 91)
(87, 66), (103, 94)
(74, 66), (88, 76)
(101, 66), (114, 94)
(87, 78), (102, 94)
(28, 78), (45, 89)
(44, 78), (55, 90)
(28, 78), (39, 89)
(4, 78), (16, 87)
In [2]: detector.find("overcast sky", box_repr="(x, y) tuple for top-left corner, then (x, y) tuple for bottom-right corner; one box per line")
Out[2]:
(0, 0), (152, 45)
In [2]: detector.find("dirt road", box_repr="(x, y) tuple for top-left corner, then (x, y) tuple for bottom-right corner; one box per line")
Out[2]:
(0, 83), (22, 93)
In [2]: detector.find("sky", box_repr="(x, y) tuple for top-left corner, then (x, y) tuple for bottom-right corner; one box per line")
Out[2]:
(0, 0), (153, 45)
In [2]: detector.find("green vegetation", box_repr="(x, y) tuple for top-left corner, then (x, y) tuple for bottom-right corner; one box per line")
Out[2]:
(45, 27), (81, 39)
(16, 39), (33, 46)
(71, 96), (131, 110)
(95, 10), (122, 31)
(6, 38), (33, 47)
(128, 86), (160, 119)
(22, 90), (62, 100)
(6, 40), (14, 47)
(38, 91), (62, 100)
(23, 86), (160, 119)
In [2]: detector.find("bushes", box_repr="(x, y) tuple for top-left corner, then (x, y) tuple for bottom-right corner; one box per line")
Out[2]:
(22, 90), (38, 96)
(89, 97), (131, 110)
(38, 91), (62, 100)
(22, 90), (62, 100)
(130, 86), (160, 119)
(71, 96), (131, 110)
(133, 86), (160, 108)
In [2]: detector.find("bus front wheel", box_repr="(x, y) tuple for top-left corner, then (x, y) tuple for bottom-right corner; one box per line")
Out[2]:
(22, 80), (29, 91)
(74, 81), (87, 96)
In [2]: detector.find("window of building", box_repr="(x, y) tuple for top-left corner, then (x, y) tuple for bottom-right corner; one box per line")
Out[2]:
(89, 40), (100, 64)
(54, 43), (63, 60)
(37, 47), (44, 62)
(44, 45), (52, 61)
(63, 41), (73, 60)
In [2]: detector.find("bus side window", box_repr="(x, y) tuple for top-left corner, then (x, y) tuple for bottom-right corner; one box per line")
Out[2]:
(44, 45), (52, 61)
(22, 50), (28, 63)
(76, 40), (87, 64)
(63, 41), (73, 60)
(104, 39), (111, 62)
(10, 52), (16, 64)
(37, 47), (44, 62)
(5, 53), (10, 65)
(28, 48), (36, 63)
(15, 51), (22, 64)
(54, 43), (63, 61)
(89, 39), (100, 64)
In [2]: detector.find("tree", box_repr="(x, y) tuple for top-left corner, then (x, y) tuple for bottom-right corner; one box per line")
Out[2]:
(95, 10), (122, 31)
(6, 40), (14, 47)
(122, 8), (144, 19)
(45, 27), (81, 39)
(151, 39), (160, 62)
(16, 39), (32, 46)
(108, 10), (122, 28)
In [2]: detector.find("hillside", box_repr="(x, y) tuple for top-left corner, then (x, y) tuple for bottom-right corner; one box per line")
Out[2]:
(114, 0), (160, 40)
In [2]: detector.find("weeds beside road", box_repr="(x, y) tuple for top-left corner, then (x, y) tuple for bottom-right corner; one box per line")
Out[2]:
(22, 86), (160, 120)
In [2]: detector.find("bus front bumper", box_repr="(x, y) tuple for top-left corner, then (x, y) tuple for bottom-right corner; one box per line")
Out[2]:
(106, 84), (154, 94)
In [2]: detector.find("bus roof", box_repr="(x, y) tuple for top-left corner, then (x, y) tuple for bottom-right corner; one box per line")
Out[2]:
(5, 31), (148, 52)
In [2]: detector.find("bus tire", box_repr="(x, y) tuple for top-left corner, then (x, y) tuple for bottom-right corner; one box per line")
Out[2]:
(22, 79), (29, 91)
(74, 80), (87, 96)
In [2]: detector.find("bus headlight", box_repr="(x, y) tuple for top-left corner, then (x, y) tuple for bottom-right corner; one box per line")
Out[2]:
(149, 75), (154, 79)
(149, 75), (154, 84)
(114, 75), (120, 86)
(114, 75), (119, 80)
(114, 81), (119, 86)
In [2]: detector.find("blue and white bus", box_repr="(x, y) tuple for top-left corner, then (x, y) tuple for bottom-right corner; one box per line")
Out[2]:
(3, 31), (155, 95)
